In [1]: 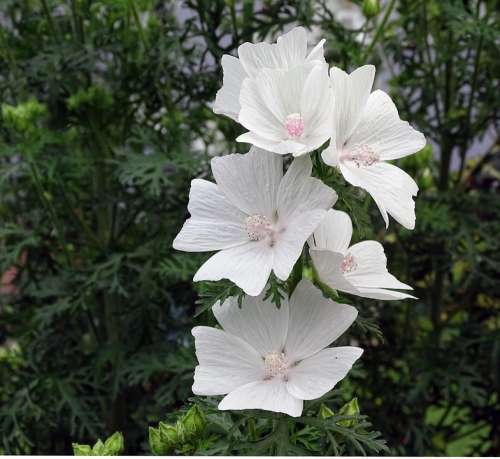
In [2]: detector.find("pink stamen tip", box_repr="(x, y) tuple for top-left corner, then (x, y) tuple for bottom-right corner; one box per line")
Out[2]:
(285, 113), (304, 139)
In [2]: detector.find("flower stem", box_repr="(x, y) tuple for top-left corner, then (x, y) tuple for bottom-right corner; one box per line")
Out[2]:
(363, 0), (396, 61)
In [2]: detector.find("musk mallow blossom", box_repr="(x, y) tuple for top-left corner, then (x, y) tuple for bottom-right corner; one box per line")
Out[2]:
(236, 63), (334, 156)
(322, 65), (426, 229)
(172, 147), (337, 296)
(192, 279), (362, 417)
(309, 209), (415, 301)
(214, 26), (326, 122)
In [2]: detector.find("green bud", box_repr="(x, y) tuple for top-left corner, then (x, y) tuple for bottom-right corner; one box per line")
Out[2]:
(43, 191), (53, 202)
(181, 405), (206, 439)
(91, 439), (106, 455)
(319, 403), (335, 419)
(338, 397), (360, 427)
(2, 99), (47, 133)
(159, 421), (179, 445)
(149, 427), (165, 456)
(362, 0), (381, 18)
(103, 432), (124, 455)
(67, 85), (113, 113)
(72, 443), (92, 456)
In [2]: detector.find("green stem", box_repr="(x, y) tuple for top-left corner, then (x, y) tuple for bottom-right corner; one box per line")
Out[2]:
(275, 415), (290, 456)
(128, 0), (147, 48)
(28, 159), (71, 265)
(363, 0), (396, 61)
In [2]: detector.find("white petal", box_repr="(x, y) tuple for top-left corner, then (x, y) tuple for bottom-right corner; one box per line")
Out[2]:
(237, 131), (306, 156)
(306, 38), (326, 63)
(193, 241), (273, 296)
(211, 147), (283, 217)
(239, 73), (287, 140)
(192, 326), (264, 396)
(272, 209), (328, 281)
(238, 27), (308, 77)
(212, 294), (289, 356)
(330, 65), (375, 149)
(284, 279), (358, 362)
(308, 209), (352, 254)
(277, 155), (337, 223)
(173, 179), (248, 252)
(347, 241), (413, 290)
(321, 143), (339, 167)
(310, 249), (360, 295)
(300, 64), (334, 146)
(286, 347), (363, 400)
(347, 90), (426, 161)
(355, 287), (416, 300)
(213, 55), (247, 121)
(276, 26), (308, 67)
(218, 379), (303, 417)
(340, 161), (418, 229)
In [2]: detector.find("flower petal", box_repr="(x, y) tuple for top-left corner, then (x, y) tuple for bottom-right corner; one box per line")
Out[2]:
(346, 90), (426, 161)
(330, 65), (375, 150)
(192, 326), (264, 396)
(286, 347), (363, 400)
(213, 55), (247, 121)
(310, 249), (359, 296)
(238, 27), (308, 77)
(272, 209), (328, 281)
(284, 279), (358, 362)
(277, 155), (337, 223)
(236, 132), (306, 156)
(173, 179), (248, 252)
(212, 294), (289, 356)
(347, 241), (413, 290)
(193, 241), (273, 296)
(339, 160), (418, 229)
(218, 379), (303, 417)
(211, 147), (283, 218)
(308, 209), (352, 254)
(306, 38), (326, 63)
(300, 64), (333, 146)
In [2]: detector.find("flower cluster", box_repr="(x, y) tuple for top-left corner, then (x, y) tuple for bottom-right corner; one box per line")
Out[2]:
(174, 27), (425, 417)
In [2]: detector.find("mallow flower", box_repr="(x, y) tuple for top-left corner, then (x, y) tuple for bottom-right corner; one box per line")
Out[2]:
(192, 279), (362, 417)
(309, 209), (415, 300)
(236, 64), (333, 156)
(214, 26), (326, 122)
(172, 147), (337, 296)
(322, 65), (426, 229)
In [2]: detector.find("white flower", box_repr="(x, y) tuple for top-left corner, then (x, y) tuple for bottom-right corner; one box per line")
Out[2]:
(214, 26), (326, 122)
(236, 64), (334, 156)
(173, 147), (337, 296)
(309, 209), (415, 300)
(322, 65), (426, 229)
(192, 279), (362, 417)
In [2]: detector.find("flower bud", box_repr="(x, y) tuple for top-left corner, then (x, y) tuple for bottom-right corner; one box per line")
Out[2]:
(362, 0), (381, 18)
(338, 397), (360, 427)
(103, 431), (124, 455)
(182, 405), (206, 439)
(319, 403), (335, 419)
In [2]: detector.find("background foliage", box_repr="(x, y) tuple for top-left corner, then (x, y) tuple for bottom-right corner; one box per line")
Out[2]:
(0, 0), (499, 455)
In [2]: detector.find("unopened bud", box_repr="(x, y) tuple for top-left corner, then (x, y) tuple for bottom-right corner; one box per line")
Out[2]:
(362, 0), (381, 18)
(182, 405), (206, 438)
(338, 397), (360, 427)
(319, 403), (335, 419)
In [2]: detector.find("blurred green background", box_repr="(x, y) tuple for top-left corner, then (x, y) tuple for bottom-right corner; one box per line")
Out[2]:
(0, 0), (499, 455)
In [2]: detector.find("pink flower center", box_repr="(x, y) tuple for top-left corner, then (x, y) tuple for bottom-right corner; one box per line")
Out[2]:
(341, 253), (357, 273)
(263, 352), (288, 380)
(285, 113), (304, 139)
(245, 214), (273, 242)
(341, 144), (379, 167)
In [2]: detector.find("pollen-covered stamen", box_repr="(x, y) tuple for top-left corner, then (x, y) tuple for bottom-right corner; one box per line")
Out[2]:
(263, 352), (288, 380)
(341, 144), (379, 167)
(285, 113), (305, 139)
(341, 253), (357, 273)
(245, 214), (273, 241)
